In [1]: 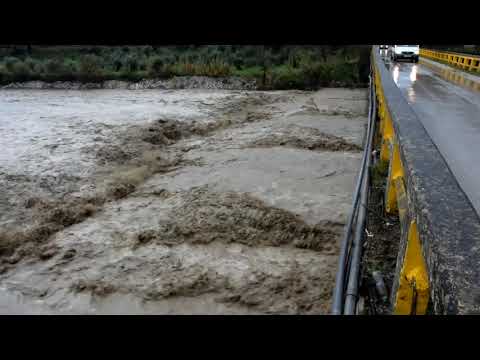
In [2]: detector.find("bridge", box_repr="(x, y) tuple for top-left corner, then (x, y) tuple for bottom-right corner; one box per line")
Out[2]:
(333, 46), (480, 315)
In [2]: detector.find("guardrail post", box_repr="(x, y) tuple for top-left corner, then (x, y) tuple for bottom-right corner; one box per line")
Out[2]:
(380, 110), (393, 164)
(385, 142), (402, 214)
(393, 220), (430, 315)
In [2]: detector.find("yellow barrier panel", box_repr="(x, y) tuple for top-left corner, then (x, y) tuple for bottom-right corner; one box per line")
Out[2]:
(385, 142), (402, 214)
(421, 48), (480, 73)
(393, 220), (430, 315)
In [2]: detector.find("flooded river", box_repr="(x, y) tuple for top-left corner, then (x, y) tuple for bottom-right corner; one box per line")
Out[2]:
(0, 88), (367, 314)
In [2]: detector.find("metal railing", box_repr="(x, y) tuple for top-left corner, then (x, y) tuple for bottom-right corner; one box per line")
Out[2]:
(331, 63), (376, 315)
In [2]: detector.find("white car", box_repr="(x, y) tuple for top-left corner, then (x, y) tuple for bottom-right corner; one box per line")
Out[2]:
(379, 45), (388, 49)
(389, 45), (419, 63)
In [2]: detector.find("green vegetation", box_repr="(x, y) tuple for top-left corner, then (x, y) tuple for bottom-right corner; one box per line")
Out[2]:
(371, 160), (389, 187)
(0, 45), (371, 89)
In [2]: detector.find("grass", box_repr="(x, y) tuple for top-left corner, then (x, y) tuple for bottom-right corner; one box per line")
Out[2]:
(0, 45), (371, 89)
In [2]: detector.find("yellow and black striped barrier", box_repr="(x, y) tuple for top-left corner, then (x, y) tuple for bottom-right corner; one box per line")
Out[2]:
(421, 48), (480, 73)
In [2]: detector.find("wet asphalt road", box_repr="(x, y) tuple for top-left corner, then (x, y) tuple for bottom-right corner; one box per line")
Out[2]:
(380, 51), (480, 217)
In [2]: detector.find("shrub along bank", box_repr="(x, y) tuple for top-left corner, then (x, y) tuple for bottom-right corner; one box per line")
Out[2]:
(0, 45), (371, 89)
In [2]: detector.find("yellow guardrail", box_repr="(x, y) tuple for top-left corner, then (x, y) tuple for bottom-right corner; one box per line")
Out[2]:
(421, 48), (480, 73)
(373, 46), (480, 314)
(373, 60), (430, 315)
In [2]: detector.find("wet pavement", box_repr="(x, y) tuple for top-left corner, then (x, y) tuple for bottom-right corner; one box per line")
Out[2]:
(380, 51), (480, 217)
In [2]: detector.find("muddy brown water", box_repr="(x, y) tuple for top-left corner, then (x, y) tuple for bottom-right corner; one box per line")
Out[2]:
(0, 88), (367, 314)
